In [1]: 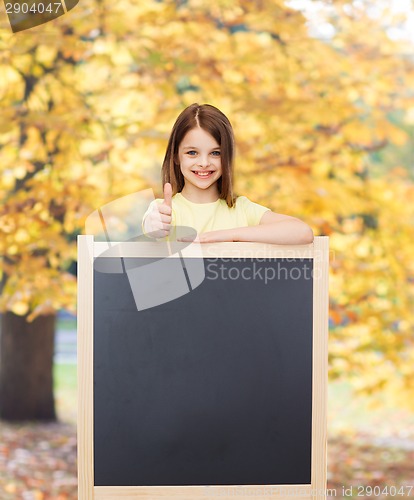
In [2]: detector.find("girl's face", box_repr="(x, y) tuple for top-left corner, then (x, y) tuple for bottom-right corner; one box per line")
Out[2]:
(177, 127), (222, 197)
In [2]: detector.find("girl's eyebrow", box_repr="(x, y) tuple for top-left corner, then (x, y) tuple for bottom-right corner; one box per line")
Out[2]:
(182, 146), (221, 150)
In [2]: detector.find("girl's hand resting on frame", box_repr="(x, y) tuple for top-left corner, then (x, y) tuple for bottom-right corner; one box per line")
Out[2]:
(143, 183), (173, 239)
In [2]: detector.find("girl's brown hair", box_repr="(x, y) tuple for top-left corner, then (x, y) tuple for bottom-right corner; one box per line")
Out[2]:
(161, 103), (237, 207)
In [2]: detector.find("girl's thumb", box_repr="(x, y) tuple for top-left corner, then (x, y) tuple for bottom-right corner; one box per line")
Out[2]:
(163, 182), (173, 208)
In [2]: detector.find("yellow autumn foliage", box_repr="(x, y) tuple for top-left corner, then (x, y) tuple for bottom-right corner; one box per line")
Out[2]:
(0, 0), (413, 407)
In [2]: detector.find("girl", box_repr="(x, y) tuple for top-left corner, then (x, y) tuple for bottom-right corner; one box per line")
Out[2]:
(142, 103), (314, 245)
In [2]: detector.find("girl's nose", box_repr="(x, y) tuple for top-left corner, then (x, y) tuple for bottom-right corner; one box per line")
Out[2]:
(197, 156), (210, 167)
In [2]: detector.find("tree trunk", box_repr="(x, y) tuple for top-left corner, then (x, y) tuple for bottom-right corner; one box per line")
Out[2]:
(0, 311), (56, 421)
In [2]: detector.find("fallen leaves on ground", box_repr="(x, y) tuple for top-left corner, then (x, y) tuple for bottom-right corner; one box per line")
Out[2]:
(0, 421), (77, 500)
(327, 431), (414, 498)
(0, 422), (413, 499)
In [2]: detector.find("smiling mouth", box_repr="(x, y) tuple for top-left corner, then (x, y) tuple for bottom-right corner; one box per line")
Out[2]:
(192, 171), (214, 177)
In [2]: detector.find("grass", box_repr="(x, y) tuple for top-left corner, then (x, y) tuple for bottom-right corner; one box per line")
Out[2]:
(328, 380), (414, 439)
(54, 314), (77, 423)
(57, 317), (77, 331)
(53, 363), (77, 424)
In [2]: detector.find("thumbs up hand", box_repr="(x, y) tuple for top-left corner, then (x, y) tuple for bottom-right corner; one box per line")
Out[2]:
(143, 183), (173, 238)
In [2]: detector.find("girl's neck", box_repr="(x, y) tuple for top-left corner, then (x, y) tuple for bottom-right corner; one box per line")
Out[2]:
(181, 185), (220, 204)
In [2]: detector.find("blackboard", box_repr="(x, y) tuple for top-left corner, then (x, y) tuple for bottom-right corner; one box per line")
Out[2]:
(78, 237), (329, 500)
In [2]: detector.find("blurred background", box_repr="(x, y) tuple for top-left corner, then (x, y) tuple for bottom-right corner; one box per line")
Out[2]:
(0, 0), (413, 497)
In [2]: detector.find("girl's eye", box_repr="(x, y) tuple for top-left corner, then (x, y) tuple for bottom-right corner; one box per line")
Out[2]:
(185, 150), (220, 156)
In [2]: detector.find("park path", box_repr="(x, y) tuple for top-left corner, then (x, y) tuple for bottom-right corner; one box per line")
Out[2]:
(55, 329), (76, 365)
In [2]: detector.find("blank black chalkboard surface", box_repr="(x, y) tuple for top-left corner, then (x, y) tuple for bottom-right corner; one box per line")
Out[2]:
(78, 236), (329, 500)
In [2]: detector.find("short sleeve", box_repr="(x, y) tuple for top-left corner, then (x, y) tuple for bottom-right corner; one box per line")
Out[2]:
(236, 196), (271, 226)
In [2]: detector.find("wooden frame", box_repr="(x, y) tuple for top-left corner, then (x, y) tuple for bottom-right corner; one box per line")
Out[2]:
(77, 235), (329, 500)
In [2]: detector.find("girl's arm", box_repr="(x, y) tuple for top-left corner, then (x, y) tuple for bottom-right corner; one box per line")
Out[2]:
(179, 211), (314, 245)
(232, 210), (314, 245)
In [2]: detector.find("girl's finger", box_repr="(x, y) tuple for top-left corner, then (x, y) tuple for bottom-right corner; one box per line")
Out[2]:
(163, 183), (173, 208)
